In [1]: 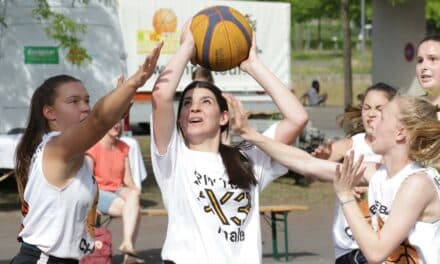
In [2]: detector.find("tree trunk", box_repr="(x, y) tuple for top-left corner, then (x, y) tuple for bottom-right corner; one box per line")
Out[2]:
(341, 0), (353, 109)
(318, 17), (322, 49)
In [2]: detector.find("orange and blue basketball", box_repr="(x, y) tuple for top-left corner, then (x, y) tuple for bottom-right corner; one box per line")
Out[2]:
(190, 6), (252, 71)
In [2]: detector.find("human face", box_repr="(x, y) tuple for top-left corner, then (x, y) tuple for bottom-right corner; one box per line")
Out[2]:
(416, 40), (440, 99)
(178, 87), (228, 143)
(361, 90), (390, 135)
(371, 100), (401, 155)
(107, 122), (122, 138)
(47, 82), (90, 131)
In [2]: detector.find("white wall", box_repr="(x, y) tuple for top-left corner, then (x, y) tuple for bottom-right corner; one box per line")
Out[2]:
(372, 0), (425, 95)
(0, 0), (126, 133)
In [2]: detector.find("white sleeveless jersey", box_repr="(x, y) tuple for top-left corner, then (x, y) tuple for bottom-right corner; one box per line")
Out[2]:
(333, 133), (382, 258)
(18, 132), (98, 259)
(368, 163), (440, 264)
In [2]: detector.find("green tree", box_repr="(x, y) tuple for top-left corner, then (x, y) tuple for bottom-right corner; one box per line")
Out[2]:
(426, 0), (440, 29)
(0, 0), (94, 66)
(341, 0), (352, 108)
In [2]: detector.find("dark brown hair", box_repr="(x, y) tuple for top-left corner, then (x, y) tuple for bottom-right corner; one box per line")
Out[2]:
(417, 35), (440, 50)
(192, 66), (214, 83)
(339, 82), (397, 136)
(177, 81), (257, 189)
(15, 75), (81, 203)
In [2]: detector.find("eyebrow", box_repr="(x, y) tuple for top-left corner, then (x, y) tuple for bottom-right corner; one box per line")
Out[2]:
(65, 94), (90, 100)
(183, 95), (215, 101)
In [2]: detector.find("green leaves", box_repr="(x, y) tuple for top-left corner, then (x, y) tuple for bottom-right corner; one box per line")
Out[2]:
(32, 0), (91, 66)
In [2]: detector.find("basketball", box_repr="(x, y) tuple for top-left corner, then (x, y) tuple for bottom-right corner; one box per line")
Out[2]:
(153, 8), (177, 34)
(190, 6), (252, 71)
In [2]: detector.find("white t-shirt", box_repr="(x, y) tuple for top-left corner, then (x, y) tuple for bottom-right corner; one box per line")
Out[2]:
(18, 132), (97, 259)
(368, 163), (440, 264)
(150, 121), (287, 264)
(333, 133), (382, 258)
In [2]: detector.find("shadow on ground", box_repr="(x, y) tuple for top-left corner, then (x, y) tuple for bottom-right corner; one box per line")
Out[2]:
(140, 199), (158, 208)
(112, 248), (162, 263)
(262, 251), (319, 261)
(110, 250), (318, 263)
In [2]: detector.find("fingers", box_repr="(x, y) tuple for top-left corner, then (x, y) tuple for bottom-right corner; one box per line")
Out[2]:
(117, 75), (125, 87)
(143, 41), (163, 71)
(327, 139), (333, 151)
(250, 31), (257, 53)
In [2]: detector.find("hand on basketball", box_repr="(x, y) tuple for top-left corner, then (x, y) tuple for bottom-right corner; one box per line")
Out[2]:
(126, 41), (163, 89)
(239, 32), (258, 73)
(180, 19), (196, 63)
(311, 139), (333, 160)
(334, 151), (366, 199)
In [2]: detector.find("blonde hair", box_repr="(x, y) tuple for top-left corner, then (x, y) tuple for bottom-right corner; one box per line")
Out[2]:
(395, 95), (440, 166)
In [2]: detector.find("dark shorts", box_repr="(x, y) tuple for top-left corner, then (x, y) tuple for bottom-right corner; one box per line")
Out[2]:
(335, 249), (367, 264)
(10, 242), (78, 264)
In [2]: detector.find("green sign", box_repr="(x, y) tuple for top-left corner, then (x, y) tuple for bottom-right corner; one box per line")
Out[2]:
(24, 47), (59, 64)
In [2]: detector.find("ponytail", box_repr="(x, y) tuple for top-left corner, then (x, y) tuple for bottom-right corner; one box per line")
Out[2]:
(408, 120), (440, 166)
(219, 143), (256, 189)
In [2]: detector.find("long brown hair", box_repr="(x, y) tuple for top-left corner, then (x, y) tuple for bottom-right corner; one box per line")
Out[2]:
(177, 81), (257, 189)
(395, 96), (440, 166)
(339, 82), (397, 136)
(15, 75), (81, 203)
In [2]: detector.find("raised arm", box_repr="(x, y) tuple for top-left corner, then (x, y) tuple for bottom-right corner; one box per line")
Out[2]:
(152, 21), (195, 154)
(226, 94), (335, 182)
(240, 34), (308, 144)
(51, 42), (163, 160)
(312, 138), (352, 162)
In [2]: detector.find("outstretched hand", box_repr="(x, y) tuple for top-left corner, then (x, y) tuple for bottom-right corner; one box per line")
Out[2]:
(223, 93), (253, 137)
(311, 139), (333, 160)
(334, 151), (365, 200)
(126, 41), (163, 89)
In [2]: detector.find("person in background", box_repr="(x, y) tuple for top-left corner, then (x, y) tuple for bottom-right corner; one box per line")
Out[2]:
(301, 79), (327, 106)
(86, 121), (143, 264)
(416, 35), (440, 108)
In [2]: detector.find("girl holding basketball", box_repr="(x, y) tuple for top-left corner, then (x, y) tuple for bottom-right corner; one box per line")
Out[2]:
(11, 43), (162, 263)
(150, 20), (307, 263)
(227, 94), (440, 263)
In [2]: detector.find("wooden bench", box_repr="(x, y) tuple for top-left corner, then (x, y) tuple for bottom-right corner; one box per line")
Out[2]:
(260, 205), (309, 261)
(140, 208), (167, 216)
(141, 204), (309, 262)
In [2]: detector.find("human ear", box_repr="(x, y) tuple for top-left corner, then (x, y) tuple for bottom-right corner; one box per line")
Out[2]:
(42, 105), (56, 121)
(219, 111), (229, 126)
(396, 125), (407, 142)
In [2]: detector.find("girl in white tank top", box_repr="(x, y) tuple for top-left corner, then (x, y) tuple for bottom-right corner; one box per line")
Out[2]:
(332, 133), (382, 261)
(334, 96), (440, 264)
(11, 43), (162, 263)
(312, 83), (396, 263)
(227, 82), (396, 263)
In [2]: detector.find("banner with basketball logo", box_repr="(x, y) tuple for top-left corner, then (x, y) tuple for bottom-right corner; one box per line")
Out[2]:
(118, 0), (291, 93)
